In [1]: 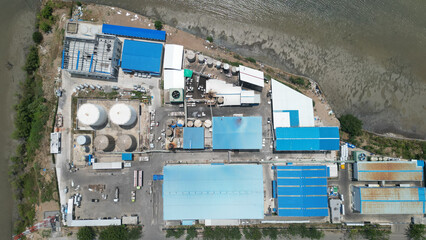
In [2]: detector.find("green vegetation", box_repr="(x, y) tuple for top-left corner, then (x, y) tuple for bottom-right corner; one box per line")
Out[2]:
(203, 226), (242, 240)
(76, 1), (82, 6)
(339, 114), (363, 138)
(245, 57), (256, 63)
(99, 225), (142, 240)
(166, 228), (185, 238)
(221, 58), (243, 67)
(361, 225), (391, 240)
(207, 36), (214, 42)
(406, 223), (426, 240)
(23, 46), (39, 74)
(41, 3), (53, 20)
(40, 21), (52, 33)
(233, 54), (242, 60)
(289, 76), (305, 86)
(243, 227), (262, 240)
(286, 224), (324, 239)
(38, 1), (56, 33)
(32, 31), (43, 44)
(154, 20), (163, 30)
(186, 226), (198, 240)
(77, 227), (96, 240)
(262, 228), (279, 240)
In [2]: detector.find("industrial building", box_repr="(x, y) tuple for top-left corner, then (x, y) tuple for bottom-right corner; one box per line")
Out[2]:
(353, 161), (424, 181)
(62, 22), (122, 80)
(102, 24), (166, 41)
(275, 127), (340, 151)
(273, 165), (329, 217)
(121, 40), (163, 75)
(164, 69), (185, 90)
(271, 79), (314, 128)
(212, 116), (262, 150)
(271, 79), (340, 151)
(163, 164), (264, 221)
(183, 127), (205, 149)
(206, 79), (260, 106)
(239, 65), (264, 91)
(163, 44), (184, 70)
(352, 187), (426, 214)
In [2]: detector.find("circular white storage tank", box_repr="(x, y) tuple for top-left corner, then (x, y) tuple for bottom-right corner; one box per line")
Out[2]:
(223, 63), (230, 72)
(187, 121), (194, 127)
(198, 54), (205, 63)
(194, 120), (202, 127)
(231, 67), (237, 75)
(76, 135), (90, 145)
(177, 119), (185, 127)
(109, 103), (137, 126)
(204, 120), (212, 128)
(77, 103), (107, 127)
(187, 51), (196, 63)
(216, 61), (222, 69)
(117, 134), (136, 152)
(207, 58), (213, 68)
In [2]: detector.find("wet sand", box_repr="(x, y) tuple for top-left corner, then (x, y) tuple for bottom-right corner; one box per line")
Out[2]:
(0, 0), (37, 236)
(87, 0), (426, 139)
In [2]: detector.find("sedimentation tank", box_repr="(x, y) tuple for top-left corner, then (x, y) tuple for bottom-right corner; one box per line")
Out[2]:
(117, 134), (136, 152)
(94, 134), (115, 152)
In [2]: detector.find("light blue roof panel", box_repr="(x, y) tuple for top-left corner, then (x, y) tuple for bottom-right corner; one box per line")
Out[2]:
(102, 24), (166, 41)
(163, 164), (264, 220)
(275, 127), (340, 151)
(183, 127), (205, 149)
(212, 117), (262, 150)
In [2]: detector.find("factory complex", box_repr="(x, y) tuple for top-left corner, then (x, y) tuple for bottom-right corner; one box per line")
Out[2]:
(51, 20), (425, 233)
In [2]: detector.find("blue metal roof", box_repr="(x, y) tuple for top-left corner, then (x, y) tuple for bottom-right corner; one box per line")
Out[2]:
(275, 127), (340, 151)
(121, 153), (132, 161)
(102, 24), (166, 41)
(212, 117), (262, 150)
(163, 164), (264, 220)
(183, 127), (205, 149)
(121, 40), (163, 75)
(275, 165), (328, 217)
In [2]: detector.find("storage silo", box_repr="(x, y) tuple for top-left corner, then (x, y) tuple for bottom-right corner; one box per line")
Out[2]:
(186, 50), (196, 63)
(117, 134), (136, 152)
(166, 128), (173, 137)
(198, 54), (205, 63)
(231, 67), (237, 75)
(166, 119), (175, 127)
(206, 58), (213, 68)
(94, 134), (115, 152)
(76, 135), (91, 146)
(216, 61), (222, 69)
(203, 119), (212, 128)
(187, 120), (194, 127)
(77, 103), (107, 127)
(223, 63), (230, 73)
(194, 120), (202, 128)
(109, 103), (137, 127)
(177, 119), (185, 127)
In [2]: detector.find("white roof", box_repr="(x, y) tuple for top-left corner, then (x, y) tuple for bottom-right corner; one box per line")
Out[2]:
(206, 79), (241, 106)
(239, 65), (264, 88)
(241, 90), (261, 104)
(271, 79), (314, 128)
(50, 132), (61, 154)
(163, 44), (184, 70)
(68, 219), (122, 227)
(92, 162), (123, 170)
(109, 103), (137, 126)
(164, 69), (185, 90)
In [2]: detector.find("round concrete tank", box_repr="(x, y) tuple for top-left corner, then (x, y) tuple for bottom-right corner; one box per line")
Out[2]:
(187, 120), (194, 127)
(216, 61), (222, 69)
(76, 135), (90, 146)
(206, 58), (213, 68)
(109, 103), (137, 127)
(203, 120), (212, 128)
(223, 63), (229, 72)
(177, 119), (185, 127)
(166, 128), (173, 137)
(77, 103), (107, 127)
(217, 97), (224, 104)
(231, 67), (237, 75)
(186, 50), (196, 63)
(94, 135), (115, 152)
(166, 119), (175, 126)
(194, 120), (202, 128)
(198, 54), (205, 63)
(83, 146), (90, 153)
(117, 134), (136, 152)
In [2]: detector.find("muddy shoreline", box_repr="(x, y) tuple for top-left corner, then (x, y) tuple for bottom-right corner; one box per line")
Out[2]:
(85, 0), (426, 140)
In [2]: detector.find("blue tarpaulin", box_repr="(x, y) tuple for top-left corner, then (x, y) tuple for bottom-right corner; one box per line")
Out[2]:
(275, 127), (340, 151)
(212, 116), (262, 150)
(163, 164), (264, 220)
(102, 24), (166, 41)
(275, 165), (329, 217)
(121, 40), (163, 75)
(183, 127), (205, 149)
(122, 153), (133, 161)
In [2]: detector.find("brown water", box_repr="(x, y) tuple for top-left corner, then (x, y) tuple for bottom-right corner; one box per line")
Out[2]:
(88, 0), (426, 139)
(0, 0), (37, 236)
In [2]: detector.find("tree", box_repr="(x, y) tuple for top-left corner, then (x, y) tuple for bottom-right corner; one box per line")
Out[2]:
(77, 227), (96, 240)
(166, 228), (185, 239)
(154, 20), (163, 30)
(32, 31), (43, 44)
(41, 4), (53, 19)
(243, 227), (262, 240)
(406, 224), (426, 240)
(24, 46), (39, 74)
(76, 1), (82, 6)
(206, 36), (213, 43)
(186, 226), (197, 240)
(39, 22), (52, 33)
(361, 225), (391, 240)
(339, 114), (363, 137)
(262, 228), (278, 240)
(99, 225), (128, 240)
